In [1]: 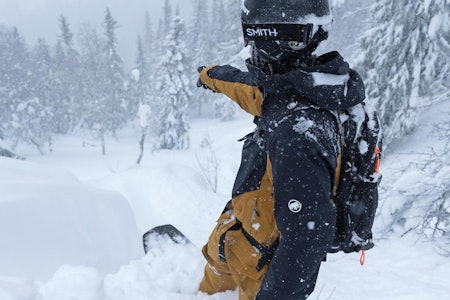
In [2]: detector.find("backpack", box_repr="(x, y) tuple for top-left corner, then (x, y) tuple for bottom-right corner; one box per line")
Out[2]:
(332, 102), (383, 253)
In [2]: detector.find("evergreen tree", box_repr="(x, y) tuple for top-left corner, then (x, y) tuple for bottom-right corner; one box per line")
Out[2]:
(52, 15), (82, 134)
(210, 0), (227, 52)
(421, 1), (450, 94)
(132, 36), (148, 115)
(0, 25), (11, 142)
(98, 8), (128, 155)
(357, 0), (450, 146)
(0, 26), (35, 149)
(215, 0), (246, 67)
(189, 0), (211, 63)
(61, 16), (83, 130)
(131, 35), (156, 163)
(59, 15), (73, 47)
(162, 0), (173, 38)
(30, 38), (55, 152)
(188, 0), (212, 117)
(77, 24), (106, 144)
(158, 16), (191, 150)
(51, 39), (71, 134)
(141, 10), (159, 103)
(210, 0), (241, 120)
(156, 19), (164, 46)
(324, 0), (371, 59)
(143, 11), (155, 63)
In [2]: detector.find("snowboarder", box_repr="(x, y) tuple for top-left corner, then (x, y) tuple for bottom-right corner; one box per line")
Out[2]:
(197, 0), (369, 299)
(198, 125), (279, 300)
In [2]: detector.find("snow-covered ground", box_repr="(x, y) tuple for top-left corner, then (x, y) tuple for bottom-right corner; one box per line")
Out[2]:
(1, 101), (450, 299)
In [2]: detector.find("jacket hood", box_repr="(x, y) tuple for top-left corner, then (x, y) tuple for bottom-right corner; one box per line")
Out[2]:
(247, 51), (365, 110)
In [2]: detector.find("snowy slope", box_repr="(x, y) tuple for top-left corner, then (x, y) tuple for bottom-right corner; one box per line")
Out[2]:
(1, 100), (450, 299)
(0, 158), (141, 281)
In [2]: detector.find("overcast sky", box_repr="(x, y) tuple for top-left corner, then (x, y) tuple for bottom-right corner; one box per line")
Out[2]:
(0, 0), (194, 67)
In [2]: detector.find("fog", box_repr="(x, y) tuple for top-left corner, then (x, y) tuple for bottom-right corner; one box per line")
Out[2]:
(0, 0), (194, 67)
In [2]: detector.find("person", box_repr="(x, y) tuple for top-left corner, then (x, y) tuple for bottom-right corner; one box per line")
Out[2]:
(199, 128), (278, 300)
(197, 0), (368, 299)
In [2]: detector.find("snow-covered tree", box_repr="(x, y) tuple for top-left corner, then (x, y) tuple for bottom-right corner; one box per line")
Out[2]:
(187, 0), (243, 119)
(324, 0), (371, 59)
(157, 16), (191, 150)
(188, 0), (212, 117)
(162, 0), (173, 38)
(97, 8), (128, 154)
(129, 35), (157, 163)
(209, 0), (242, 120)
(380, 107), (450, 253)
(60, 15), (83, 130)
(50, 15), (83, 134)
(0, 25), (13, 142)
(51, 39), (71, 134)
(143, 11), (155, 65)
(210, 0), (241, 63)
(357, 0), (450, 147)
(131, 36), (148, 115)
(77, 24), (106, 143)
(0, 26), (35, 149)
(189, 0), (211, 64)
(29, 38), (56, 152)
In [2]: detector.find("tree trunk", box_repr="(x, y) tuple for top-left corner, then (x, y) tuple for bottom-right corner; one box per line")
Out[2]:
(101, 134), (106, 156)
(137, 132), (146, 165)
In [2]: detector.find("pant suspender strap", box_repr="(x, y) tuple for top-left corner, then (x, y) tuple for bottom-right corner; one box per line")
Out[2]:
(218, 218), (279, 271)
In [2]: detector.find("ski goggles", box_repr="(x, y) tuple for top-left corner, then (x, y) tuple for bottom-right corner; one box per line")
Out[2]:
(242, 23), (314, 49)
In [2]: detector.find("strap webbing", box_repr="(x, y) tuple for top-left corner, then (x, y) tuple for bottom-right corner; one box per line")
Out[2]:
(218, 221), (241, 263)
(218, 218), (279, 271)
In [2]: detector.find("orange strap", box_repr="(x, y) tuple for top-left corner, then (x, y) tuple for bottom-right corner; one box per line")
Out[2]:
(360, 250), (366, 266)
(374, 147), (381, 174)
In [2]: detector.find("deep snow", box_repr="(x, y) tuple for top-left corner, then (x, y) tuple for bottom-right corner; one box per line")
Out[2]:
(1, 101), (450, 299)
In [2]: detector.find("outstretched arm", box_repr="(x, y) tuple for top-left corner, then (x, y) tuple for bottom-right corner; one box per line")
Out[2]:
(199, 65), (263, 116)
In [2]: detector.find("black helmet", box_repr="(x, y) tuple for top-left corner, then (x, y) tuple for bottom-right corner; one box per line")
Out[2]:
(241, 0), (332, 64)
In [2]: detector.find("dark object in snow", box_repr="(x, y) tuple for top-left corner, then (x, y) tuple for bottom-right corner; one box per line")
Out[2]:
(143, 224), (191, 254)
(0, 146), (24, 160)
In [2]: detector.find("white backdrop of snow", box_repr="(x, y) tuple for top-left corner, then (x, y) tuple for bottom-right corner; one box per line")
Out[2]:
(1, 102), (450, 299)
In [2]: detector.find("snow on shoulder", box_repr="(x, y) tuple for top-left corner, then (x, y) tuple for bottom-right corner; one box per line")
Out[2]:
(0, 157), (141, 280)
(311, 72), (349, 87)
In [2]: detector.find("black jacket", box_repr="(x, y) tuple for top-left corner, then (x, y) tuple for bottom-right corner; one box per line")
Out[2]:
(199, 51), (367, 300)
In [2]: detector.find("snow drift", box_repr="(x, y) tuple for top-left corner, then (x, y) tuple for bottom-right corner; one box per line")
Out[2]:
(0, 157), (141, 280)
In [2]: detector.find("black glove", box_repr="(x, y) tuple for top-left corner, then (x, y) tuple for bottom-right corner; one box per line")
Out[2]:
(196, 66), (214, 92)
(341, 235), (374, 253)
